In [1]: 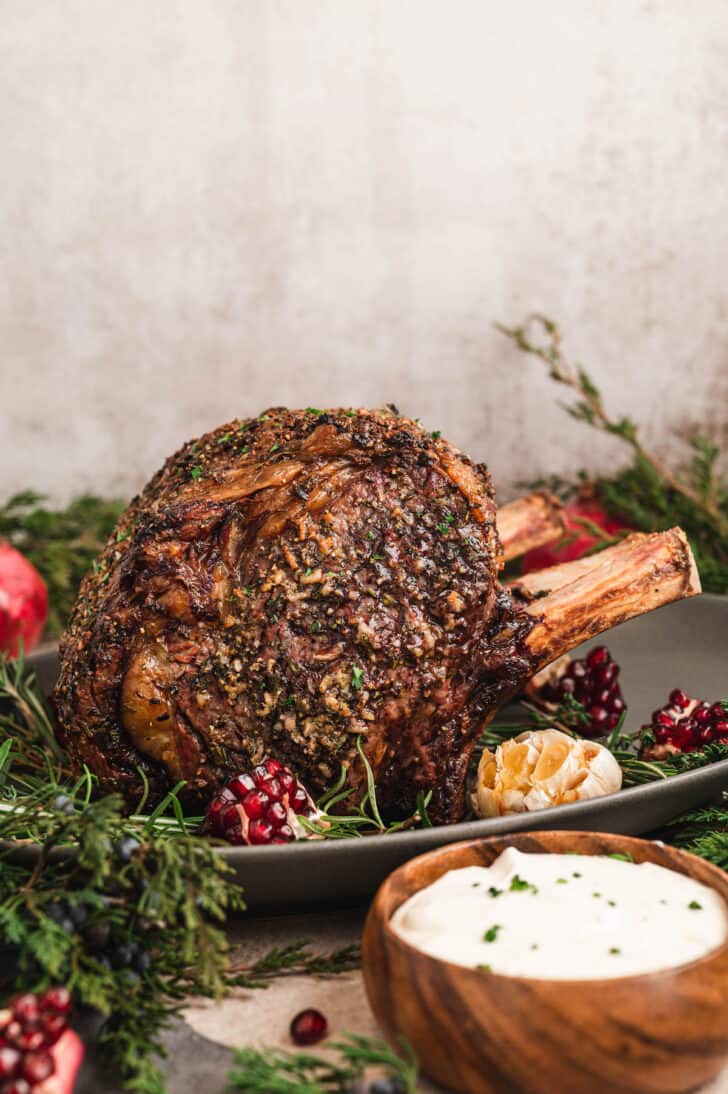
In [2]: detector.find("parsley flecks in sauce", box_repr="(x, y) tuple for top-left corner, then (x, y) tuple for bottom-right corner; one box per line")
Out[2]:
(391, 848), (727, 980)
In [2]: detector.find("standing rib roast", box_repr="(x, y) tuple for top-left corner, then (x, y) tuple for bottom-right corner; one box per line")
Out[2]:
(54, 408), (700, 823)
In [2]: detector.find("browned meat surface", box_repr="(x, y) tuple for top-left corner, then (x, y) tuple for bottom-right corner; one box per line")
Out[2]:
(54, 408), (701, 825)
(54, 408), (535, 823)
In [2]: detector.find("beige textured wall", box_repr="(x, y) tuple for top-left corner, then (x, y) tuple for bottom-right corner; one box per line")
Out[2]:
(1, 1), (727, 504)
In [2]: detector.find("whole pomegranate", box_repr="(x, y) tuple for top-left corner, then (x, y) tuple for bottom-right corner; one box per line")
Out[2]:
(520, 497), (629, 573)
(0, 542), (48, 657)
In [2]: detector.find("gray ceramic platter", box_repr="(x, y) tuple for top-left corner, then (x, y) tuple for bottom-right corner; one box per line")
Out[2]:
(23, 594), (728, 907)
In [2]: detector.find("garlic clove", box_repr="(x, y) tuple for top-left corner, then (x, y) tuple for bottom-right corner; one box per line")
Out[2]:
(471, 728), (622, 818)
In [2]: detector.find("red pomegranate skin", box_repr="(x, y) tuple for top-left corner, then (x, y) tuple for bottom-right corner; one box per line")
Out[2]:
(44, 1029), (84, 1094)
(520, 499), (629, 573)
(0, 541), (48, 657)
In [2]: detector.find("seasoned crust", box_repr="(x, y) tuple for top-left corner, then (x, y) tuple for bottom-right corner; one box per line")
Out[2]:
(54, 408), (534, 823)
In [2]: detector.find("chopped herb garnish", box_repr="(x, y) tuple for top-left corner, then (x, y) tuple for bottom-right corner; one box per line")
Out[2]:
(607, 900), (617, 907)
(477, 963), (491, 972)
(556, 878), (568, 885)
(471, 882), (480, 888)
(305, 407), (324, 415)
(689, 900), (703, 910)
(270, 443), (280, 454)
(217, 432), (232, 444)
(572, 871), (582, 878)
(115, 529), (129, 543)
(608, 852), (635, 863)
(509, 875), (537, 894)
(530, 943), (539, 951)
(592, 892), (602, 899)
(436, 512), (455, 534)
(431, 430), (441, 439)
(487, 886), (503, 898)
(311, 621), (322, 634)
(190, 466), (203, 481)
(609, 947), (621, 955)
(483, 925), (501, 943)
(351, 665), (364, 691)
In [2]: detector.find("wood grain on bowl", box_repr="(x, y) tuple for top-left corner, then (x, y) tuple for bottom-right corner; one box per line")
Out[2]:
(362, 831), (728, 1094)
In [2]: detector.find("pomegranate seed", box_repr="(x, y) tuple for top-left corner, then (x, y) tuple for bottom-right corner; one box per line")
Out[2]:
(220, 804), (242, 830)
(242, 791), (269, 820)
(714, 721), (728, 736)
(0, 1048), (20, 1079)
(40, 1015), (66, 1045)
(267, 802), (288, 827)
(586, 646), (609, 668)
(248, 819), (274, 844)
(695, 705), (712, 725)
(259, 778), (283, 801)
(13, 1032), (44, 1054)
(590, 706), (609, 729)
(20, 1052), (54, 1084)
(669, 688), (690, 709)
(227, 773), (255, 797)
(280, 772), (297, 794)
(290, 787), (310, 813)
(2, 1081), (31, 1094)
(3, 1026), (21, 1047)
(206, 788), (237, 834)
(38, 987), (72, 1017)
(290, 1008), (328, 1046)
(10, 998), (38, 1027)
(534, 646), (626, 738)
(205, 757), (317, 845)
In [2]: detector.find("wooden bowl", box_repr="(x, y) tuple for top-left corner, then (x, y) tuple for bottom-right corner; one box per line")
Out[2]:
(362, 831), (728, 1094)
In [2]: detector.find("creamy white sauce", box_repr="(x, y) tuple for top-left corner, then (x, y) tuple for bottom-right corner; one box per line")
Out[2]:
(391, 848), (728, 979)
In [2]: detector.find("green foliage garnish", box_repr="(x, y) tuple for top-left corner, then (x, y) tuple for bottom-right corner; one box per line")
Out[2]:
(225, 941), (360, 989)
(227, 1034), (418, 1094)
(498, 314), (728, 592)
(0, 491), (125, 637)
(350, 664), (364, 691)
(483, 925), (501, 943)
(0, 790), (244, 1094)
(307, 738), (433, 840)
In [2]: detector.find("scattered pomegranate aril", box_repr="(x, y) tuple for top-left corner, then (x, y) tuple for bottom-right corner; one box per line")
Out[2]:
(641, 692), (728, 759)
(290, 1008), (328, 1046)
(205, 757), (320, 846)
(0, 987), (83, 1093)
(527, 646), (627, 738)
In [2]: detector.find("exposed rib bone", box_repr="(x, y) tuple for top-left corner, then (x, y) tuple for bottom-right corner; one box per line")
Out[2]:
(515, 528), (701, 670)
(497, 492), (566, 561)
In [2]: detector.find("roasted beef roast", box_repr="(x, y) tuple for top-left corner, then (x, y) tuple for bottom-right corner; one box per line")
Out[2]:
(53, 408), (700, 823)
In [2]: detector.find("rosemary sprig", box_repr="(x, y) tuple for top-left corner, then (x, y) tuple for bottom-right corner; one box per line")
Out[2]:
(226, 941), (360, 989)
(227, 1033), (418, 1094)
(497, 314), (728, 592)
(0, 491), (125, 637)
(306, 738), (433, 839)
